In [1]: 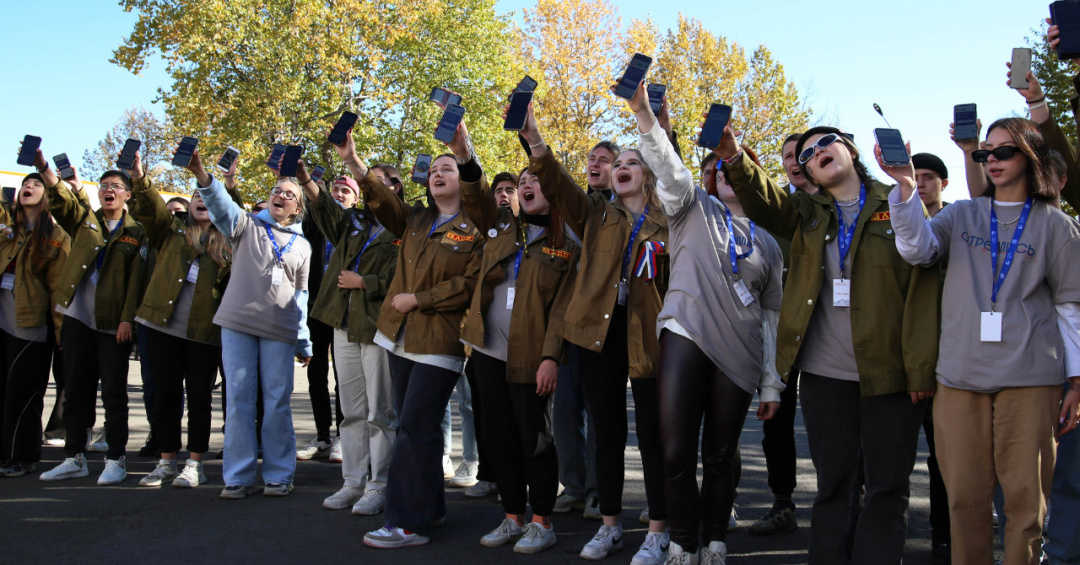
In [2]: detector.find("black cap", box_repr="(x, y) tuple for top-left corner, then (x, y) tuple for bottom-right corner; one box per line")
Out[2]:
(911, 153), (948, 180)
(21, 172), (44, 186)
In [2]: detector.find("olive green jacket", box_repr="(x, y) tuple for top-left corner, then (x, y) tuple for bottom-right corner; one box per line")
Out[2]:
(726, 156), (940, 396)
(308, 172), (399, 344)
(0, 204), (71, 341)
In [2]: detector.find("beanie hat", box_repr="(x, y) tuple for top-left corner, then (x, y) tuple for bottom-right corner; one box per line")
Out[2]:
(911, 153), (948, 180)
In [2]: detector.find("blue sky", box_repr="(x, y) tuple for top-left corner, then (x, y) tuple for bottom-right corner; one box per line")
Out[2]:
(1, 0), (1060, 202)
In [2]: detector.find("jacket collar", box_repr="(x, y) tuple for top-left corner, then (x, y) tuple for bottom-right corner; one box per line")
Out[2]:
(256, 209), (304, 235)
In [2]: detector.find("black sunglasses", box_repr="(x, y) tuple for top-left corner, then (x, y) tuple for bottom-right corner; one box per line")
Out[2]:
(971, 146), (1022, 163)
(798, 133), (842, 165)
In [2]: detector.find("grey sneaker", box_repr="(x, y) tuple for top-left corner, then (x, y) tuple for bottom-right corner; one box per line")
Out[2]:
(220, 485), (258, 499)
(665, 541), (698, 565)
(631, 531), (669, 565)
(464, 480), (498, 498)
(583, 497), (602, 520)
(553, 491), (586, 513)
(514, 522), (557, 554)
(351, 489), (387, 516)
(727, 509), (738, 532)
(263, 482), (293, 496)
(87, 428), (108, 453)
(296, 437), (332, 460)
(580, 523), (623, 560)
(172, 460), (206, 488)
(97, 457), (127, 486)
(699, 540), (727, 565)
(328, 436), (343, 463)
(748, 504), (797, 536)
(40, 454), (89, 481)
(448, 460), (479, 487)
(363, 526), (430, 549)
(139, 460), (178, 487)
(639, 507), (650, 525)
(324, 484), (365, 510)
(481, 517), (524, 548)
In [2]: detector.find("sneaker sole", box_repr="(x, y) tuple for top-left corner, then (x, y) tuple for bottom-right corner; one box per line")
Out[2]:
(39, 468), (89, 482)
(220, 487), (258, 499)
(296, 450), (330, 461)
(97, 475), (127, 486)
(363, 536), (430, 549)
(447, 479), (479, 488)
(580, 540), (622, 560)
(173, 479), (205, 488)
(351, 505), (385, 516)
(514, 537), (557, 554)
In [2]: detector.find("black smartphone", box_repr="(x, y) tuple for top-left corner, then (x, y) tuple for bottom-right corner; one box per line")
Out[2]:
(266, 143), (286, 168)
(328, 111), (359, 146)
(172, 136), (199, 167)
(430, 87), (462, 107)
(116, 138), (141, 170)
(697, 104), (732, 149)
(874, 128), (910, 166)
(218, 146), (240, 172)
(434, 104), (466, 143)
(504, 91), (533, 131)
(1051, 1), (1080, 59)
(412, 154), (432, 184)
(310, 165), (326, 183)
(2, 187), (14, 203)
(17, 135), (41, 167)
(514, 75), (538, 93)
(1010, 47), (1032, 89)
(613, 53), (652, 100)
(647, 83), (666, 115)
(53, 153), (76, 180)
(953, 103), (979, 141)
(279, 145), (304, 177)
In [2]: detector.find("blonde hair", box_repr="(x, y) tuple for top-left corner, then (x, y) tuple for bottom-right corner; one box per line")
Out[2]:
(186, 193), (230, 267)
(275, 180), (304, 225)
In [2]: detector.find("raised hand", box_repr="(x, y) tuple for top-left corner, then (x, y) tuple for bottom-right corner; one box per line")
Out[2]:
(126, 150), (145, 181)
(950, 119), (983, 153)
(186, 149), (211, 187)
(874, 142), (916, 199)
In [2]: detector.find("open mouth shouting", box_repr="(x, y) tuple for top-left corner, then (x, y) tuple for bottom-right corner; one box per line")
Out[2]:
(816, 153), (834, 170)
(102, 193), (117, 205)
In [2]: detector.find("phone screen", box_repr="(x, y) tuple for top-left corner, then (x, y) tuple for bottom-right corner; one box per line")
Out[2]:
(953, 104), (978, 141)
(613, 53), (652, 100)
(310, 165), (326, 183)
(54, 153), (76, 179)
(430, 87), (449, 105)
(17, 135), (42, 167)
(218, 147), (240, 172)
(875, 128), (910, 166)
(1010, 48), (1032, 89)
(1052, 1), (1080, 59)
(266, 144), (287, 168)
(116, 139), (141, 170)
(2, 187), (14, 204)
(328, 111), (359, 146)
(434, 105), (466, 143)
(172, 136), (199, 167)
(412, 154), (432, 184)
(515, 75), (538, 93)
(279, 145), (304, 177)
(504, 91), (533, 131)
(647, 84), (666, 116)
(697, 104), (732, 149)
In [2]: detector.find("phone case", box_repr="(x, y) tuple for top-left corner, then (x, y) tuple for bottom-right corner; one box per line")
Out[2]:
(1052, 1), (1080, 60)
(1010, 48), (1031, 89)
(17, 136), (41, 166)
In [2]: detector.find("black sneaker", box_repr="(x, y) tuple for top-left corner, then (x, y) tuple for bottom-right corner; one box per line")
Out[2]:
(749, 504), (798, 536)
(0, 460), (35, 477)
(138, 432), (160, 458)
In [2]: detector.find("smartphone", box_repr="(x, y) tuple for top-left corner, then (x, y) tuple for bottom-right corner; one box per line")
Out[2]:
(171, 136), (199, 167)
(612, 53), (652, 100)
(874, 128), (910, 167)
(697, 104), (732, 149)
(310, 165), (326, 183)
(1051, 1), (1080, 60)
(412, 154), (432, 184)
(218, 146), (240, 172)
(328, 111), (359, 146)
(53, 153), (76, 180)
(17, 135), (41, 167)
(504, 91), (533, 131)
(1010, 48), (1032, 89)
(434, 104), (466, 143)
(279, 145), (304, 177)
(429, 87), (462, 107)
(647, 83), (666, 116)
(514, 75), (538, 93)
(953, 103), (979, 141)
(116, 139), (141, 170)
(2, 187), (14, 203)
(266, 143), (286, 168)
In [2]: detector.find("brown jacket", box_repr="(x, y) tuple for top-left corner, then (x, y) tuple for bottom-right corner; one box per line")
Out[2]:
(458, 175), (580, 383)
(362, 170), (482, 357)
(0, 204), (71, 341)
(530, 150), (669, 379)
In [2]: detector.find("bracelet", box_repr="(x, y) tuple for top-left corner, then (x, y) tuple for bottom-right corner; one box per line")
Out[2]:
(721, 150), (744, 167)
(1029, 100), (1048, 111)
(344, 158), (356, 165)
(37, 164), (49, 174)
(529, 139), (546, 148)
(1028, 96), (1046, 104)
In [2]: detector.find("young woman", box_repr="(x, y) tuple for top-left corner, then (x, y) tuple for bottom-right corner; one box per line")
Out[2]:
(888, 117), (1080, 565)
(718, 121), (940, 565)
(0, 170), (70, 478)
(524, 97), (671, 564)
(129, 151), (233, 489)
(184, 149), (313, 499)
(348, 121), (482, 549)
(460, 114), (580, 553)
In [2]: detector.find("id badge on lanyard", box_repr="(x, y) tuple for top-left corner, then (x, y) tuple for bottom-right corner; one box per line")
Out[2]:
(186, 261), (199, 283)
(981, 198), (1033, 342)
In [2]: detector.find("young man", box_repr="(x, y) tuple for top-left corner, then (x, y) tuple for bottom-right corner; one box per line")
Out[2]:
(783, 133), (816, 194)
(912, 153), (948, 217)
(492, 172), (520, 216)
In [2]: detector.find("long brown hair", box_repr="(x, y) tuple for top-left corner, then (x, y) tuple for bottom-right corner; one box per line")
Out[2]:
(185, 193), (230, 267)
(984, 118), (1057, 202)
(418, 154), (463, 228)
(16, 177), (57, 261)
(517, 166), (565, 249)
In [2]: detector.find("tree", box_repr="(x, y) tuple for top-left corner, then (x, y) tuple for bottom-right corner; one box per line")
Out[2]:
(82, 106), (189, 192)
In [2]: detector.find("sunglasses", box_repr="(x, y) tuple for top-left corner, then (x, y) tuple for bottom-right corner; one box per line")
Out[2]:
(798, 133), (842, 165)
(971, 146), (1022, 163)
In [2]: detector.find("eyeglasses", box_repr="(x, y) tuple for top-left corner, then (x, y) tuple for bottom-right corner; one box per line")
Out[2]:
(971, 146), (1022, 163)
(99, 183), (128, 192)
(270, 187), (298, 201)
(798, 133), (842, 165)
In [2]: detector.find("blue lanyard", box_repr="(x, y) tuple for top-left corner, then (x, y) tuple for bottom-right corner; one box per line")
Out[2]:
(989, 198), (1033, 311)
(351, 226), (385, 272)
(263, 223), (298, 265)
(622, 205), (650, 276)
(323, 240), (334, 273)
(96, 218), (124, 271)
(833, 183), (866, 280)
(429, 211), (460, 238)
(725, 207), (755, 279)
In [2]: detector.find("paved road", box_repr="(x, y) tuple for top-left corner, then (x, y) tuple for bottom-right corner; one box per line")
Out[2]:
(0, 362), (949, 564)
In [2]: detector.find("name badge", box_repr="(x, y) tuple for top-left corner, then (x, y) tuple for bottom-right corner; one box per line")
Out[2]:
(186, 262), (199, 283)
(617, 279), (628, 306)
(1, 272), (13, 290)
(832, 279), (851, 307)
(272, 266), (284, 286)
(90, 270), (100, 286)
(734, 279), (754, 307)
(981, 312), (1002, 342)
(506, 287), (516, 309)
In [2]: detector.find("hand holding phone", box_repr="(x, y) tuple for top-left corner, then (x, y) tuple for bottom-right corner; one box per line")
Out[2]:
(116, 139), (141, 171)
(612, 53), (652, 100)
(697, 104), (732, 149)
(172, 137), (199, 167)
(412, 154), (432, 184)
(513, 75), (538, 94)
(429, 87), (462, 107)
(54, 153), (76, 180)
(1010, 48), (1032, 90)
(218, 147), (240, 173)
(434, 104), (466, 144)
(1051, 2), (1080, 60)
(328, 111), (359, 146)
(952, 104), (979, 141)
(279, 145), (305, 177)
(17, 135), (42, 167)
(504, 91), (533, 131)
(874, 128), (911, 167)
(266, 144), (287, 170)
(647, 84), (666, 116)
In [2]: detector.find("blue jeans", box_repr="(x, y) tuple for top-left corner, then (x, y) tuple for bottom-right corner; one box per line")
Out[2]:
(552, 345), (597, 500)
(221, 328), (296, 486)
(1046, 383), (1080, 564)
(441, 370), (477, 462)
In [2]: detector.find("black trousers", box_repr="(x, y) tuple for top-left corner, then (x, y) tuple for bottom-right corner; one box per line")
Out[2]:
(463, 358), (495, 483)
(145, 327), (220, 455)
(61, 316), (132, 460)
(0, 330), (53, 463)
(306, 318), (342, 439)
(922, 398), (951, 545)
(762, 369), (800, 499)
(658, 331), (753, 551)
(471, 351), (558, 516)
(578, 305), (666, 520)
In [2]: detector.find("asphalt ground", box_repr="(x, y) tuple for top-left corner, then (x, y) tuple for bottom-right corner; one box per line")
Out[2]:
(0, 362), (953, 564)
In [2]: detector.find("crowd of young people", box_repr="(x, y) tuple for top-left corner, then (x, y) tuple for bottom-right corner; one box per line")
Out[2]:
(4, 17), (1080, 565)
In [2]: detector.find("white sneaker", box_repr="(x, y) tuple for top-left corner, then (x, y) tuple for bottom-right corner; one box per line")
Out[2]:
(580, 523), (623, 560)
(448, 460), (479, 487)
(727, 509), (738, 532)
(481, 517), (524, 547)
(172, 460), (205, 488)
(43, 437), (66, 447)
(699, 541), (727, 565)
(138, 459), (178, 487)
(583, 497), (602, 520)
(665, 541), (698, 565)
(87, 428), (108, 453)
(328, 437), (343, 463)
(98, 457), (127, 485)
(324, 484), (365, 510)
(639, 507), (651, 525)
(514, 522), (557, 554)
(296, 437), (332, 460)
(363, 526), (430, 549)
(465, 480), (498, 498)
(632, 531), (670, 565)
(39, 454), (89, 481)
(442, 455), (455, 479)
(352, 489), (387, 515)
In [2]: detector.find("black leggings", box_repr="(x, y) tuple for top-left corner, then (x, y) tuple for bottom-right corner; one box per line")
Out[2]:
(145, 327), (220, 454)
(0, 330), (53, 463)
(658, 330), (753, 551)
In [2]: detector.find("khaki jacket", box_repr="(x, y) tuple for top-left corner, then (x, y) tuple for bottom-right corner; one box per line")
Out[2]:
(308, 172), (400, 344)
(363, 170), (482, 357)
(726, 156), (940, 396)
(0, 204), (70, 340)
(130, 177), (232, 345)
(530, 150), (669, 379)
(48, 180), (147, 331)
(458, 175), (580, 383)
